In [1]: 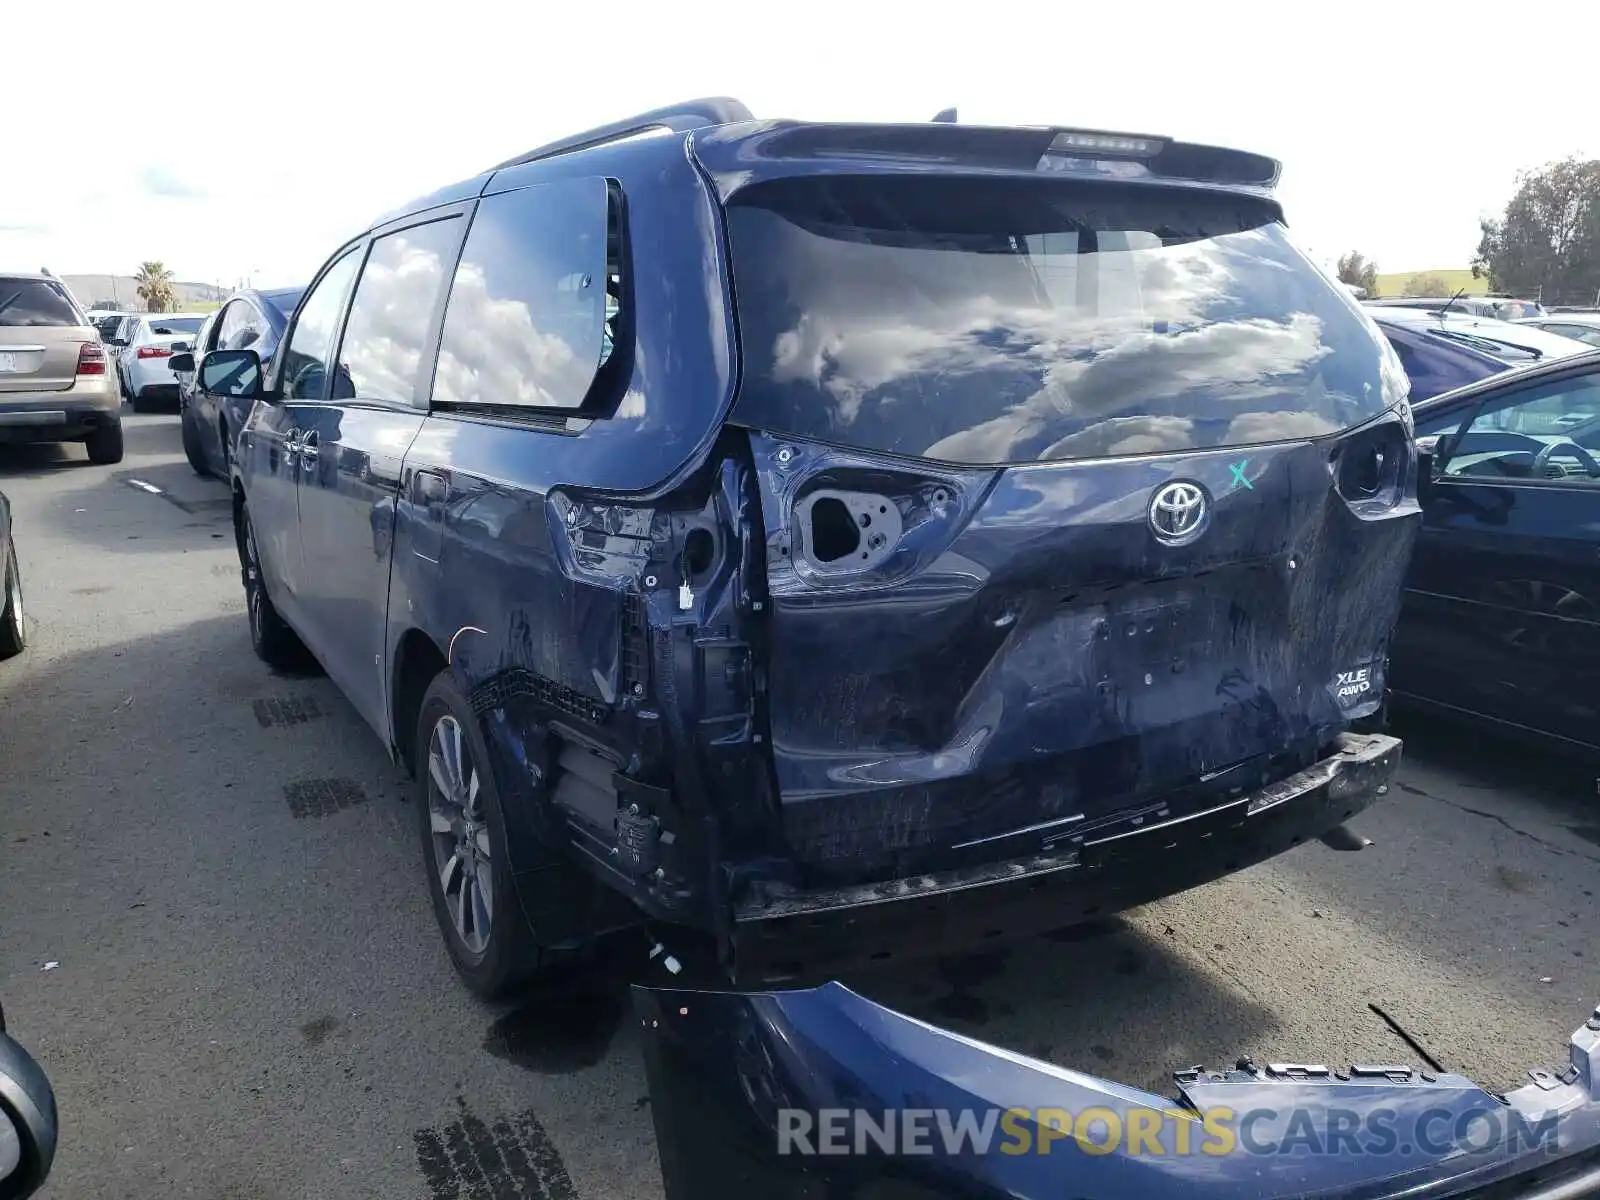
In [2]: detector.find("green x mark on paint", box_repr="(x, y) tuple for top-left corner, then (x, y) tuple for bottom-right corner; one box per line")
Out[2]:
(1229, 460), (1253, 490)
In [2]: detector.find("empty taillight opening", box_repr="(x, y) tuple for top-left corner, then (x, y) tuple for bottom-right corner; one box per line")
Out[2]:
(682, 527), (717, 579)
(1344, 445), (1386, 498)
(808, 497), (861, 563)
(76, 342), (106, 375)
(1334, 421), (1408, 507)
(136, 345), (172, 359)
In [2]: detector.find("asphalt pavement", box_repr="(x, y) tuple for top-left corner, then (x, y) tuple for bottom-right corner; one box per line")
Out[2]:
(1, 412), (1597, 1199)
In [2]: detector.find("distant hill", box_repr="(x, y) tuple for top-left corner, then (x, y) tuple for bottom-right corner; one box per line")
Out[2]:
(60, 274), (228, 313)
(1373, 269), (1489, 299)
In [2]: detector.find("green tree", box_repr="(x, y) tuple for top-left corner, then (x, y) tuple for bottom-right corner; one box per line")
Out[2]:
(1336, 250), (1380, 297)
(1473, 157), (1600, 300)
(1403, 272), (1453, 297)
(134, 261), (176, 313)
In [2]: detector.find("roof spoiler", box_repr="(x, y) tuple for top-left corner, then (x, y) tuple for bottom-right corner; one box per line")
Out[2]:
(488, 97), (755, 171)
(480, 97), (1279, 190)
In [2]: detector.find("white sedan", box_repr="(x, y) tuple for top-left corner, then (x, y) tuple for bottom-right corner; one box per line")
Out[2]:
(113, 313), (209, 412)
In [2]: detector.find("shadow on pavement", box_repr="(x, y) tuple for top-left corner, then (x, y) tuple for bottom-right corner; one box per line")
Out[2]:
(1392, 708), (1599, 815)
(0, 414), (181, 480)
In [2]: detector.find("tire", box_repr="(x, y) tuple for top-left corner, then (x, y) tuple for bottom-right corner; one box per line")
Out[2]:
(239, 506), (309, 671)
(0, 543), (25, 659)
(181, 408), (209, 477)
(129, 388), (150, 414)
(84, 419), (124, 465)
(416, 672), (545, 999)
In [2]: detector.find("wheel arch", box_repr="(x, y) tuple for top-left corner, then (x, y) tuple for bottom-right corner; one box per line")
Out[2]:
(391, 627), (449, 777)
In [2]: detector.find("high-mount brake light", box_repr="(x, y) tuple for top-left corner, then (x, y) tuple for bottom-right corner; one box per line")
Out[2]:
(1048, 131), (1165, 157)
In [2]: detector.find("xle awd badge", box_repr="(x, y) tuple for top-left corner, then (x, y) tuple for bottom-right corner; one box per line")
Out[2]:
(1148, 481), (1208, 546)
(1335, 668), (1373, 703)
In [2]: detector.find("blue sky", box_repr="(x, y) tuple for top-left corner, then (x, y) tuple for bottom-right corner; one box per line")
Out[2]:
(6, 0), (1597, 285)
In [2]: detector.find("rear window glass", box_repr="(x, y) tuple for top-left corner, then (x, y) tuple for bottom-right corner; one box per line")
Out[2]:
(0, 278), (82, 327)
(725, 176), (1400, 465)
(148, 316), (205, 335)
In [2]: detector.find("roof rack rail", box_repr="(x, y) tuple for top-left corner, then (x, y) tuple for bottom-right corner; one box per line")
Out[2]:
(489, 97), (754, 171)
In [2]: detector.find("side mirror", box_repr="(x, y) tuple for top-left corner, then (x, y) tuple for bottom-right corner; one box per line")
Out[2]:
(0, 1030), (59, 1198)
(167, 352), (195, 374)
(172, 341), (192, 354)
(199, 348), (263, 400)
(107, 337), (127, 348)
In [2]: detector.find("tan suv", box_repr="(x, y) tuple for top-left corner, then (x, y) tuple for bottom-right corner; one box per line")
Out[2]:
(0, 273), (123, 464)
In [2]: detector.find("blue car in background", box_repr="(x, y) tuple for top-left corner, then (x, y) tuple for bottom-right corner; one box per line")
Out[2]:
(170, 286), (305, 479)
(1366, 305), (1589, 401)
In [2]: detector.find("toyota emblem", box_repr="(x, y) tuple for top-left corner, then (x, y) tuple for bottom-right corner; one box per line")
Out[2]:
(1148, 481), (1208, 545)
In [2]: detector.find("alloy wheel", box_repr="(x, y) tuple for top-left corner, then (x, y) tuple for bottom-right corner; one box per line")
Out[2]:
(426, 715), (493, 955)
(8, 566), (22, 633)
(244, 521), (264, 643)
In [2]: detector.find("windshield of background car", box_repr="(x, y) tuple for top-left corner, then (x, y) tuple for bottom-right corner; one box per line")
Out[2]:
(148, 316), (205, 335)
(724, 175), (1401, 465)
(0, 278), (83, 327)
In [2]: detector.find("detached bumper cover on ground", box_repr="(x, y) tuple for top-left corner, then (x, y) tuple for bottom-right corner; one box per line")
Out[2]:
(636, 980), (1600, 1199)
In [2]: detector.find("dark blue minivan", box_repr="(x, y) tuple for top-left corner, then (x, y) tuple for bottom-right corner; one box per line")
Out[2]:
(199, 99), (1417, 999)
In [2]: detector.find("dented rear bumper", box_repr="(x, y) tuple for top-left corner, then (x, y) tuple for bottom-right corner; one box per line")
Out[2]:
(635, 978), (1600, 1200)
(730, 732), (1400, 981)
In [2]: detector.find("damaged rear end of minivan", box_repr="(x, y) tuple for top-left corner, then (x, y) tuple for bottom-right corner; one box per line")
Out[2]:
(667, 121), (1420, 978)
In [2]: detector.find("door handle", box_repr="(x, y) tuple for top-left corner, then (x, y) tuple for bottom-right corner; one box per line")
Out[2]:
(298, 430), (319, 464)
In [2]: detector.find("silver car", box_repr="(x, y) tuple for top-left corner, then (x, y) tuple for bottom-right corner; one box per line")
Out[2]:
(1516, 310), (1600, 348)
(0, 273), (123, 464)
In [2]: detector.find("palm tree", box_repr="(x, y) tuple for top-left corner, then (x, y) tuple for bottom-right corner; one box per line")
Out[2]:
(134, 261), (176, 313)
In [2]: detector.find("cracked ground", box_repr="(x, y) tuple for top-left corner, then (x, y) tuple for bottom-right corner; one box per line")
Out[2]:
(1, 414), (1597, 1198)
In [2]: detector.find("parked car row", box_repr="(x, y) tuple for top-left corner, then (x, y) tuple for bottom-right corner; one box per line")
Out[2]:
(1366, 293), (1547, 321)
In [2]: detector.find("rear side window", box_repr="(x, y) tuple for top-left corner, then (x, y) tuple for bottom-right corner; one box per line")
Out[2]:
(432, 176), (610, 411)
(725, 176), (1401, 465)
(333, 216), (461, 407)
(0, 278), (82, 327)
